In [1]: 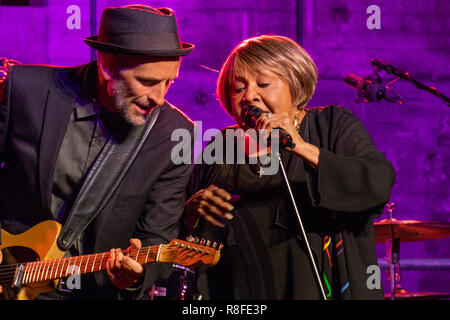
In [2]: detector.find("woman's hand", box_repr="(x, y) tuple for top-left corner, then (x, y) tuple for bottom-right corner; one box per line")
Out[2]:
(184, 185), (235, 230)
(255, 111), (300, 146)
(255, 111), (320, 169)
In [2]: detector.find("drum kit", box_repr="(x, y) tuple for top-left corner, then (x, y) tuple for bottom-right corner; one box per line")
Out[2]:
(374, 203), (450, 300)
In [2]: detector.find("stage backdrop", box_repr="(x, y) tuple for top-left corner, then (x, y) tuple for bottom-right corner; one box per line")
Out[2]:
(0, 0), (449, 296)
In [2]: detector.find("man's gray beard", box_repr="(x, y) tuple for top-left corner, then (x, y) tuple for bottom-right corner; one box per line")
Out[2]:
(112, 80), (145, 127)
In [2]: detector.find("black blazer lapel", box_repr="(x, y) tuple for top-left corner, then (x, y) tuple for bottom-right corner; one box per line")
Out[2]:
(38, 88), (73, 216)
(38, 64), (96, 216)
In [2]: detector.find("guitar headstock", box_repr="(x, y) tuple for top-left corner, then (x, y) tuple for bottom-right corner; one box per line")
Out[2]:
(158, 236), (222, 269)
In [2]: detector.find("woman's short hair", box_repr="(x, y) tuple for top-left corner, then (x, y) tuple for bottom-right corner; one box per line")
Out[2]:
(217, 35), (318, 115)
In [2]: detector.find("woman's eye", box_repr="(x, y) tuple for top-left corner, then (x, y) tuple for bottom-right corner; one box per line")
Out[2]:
(258, 83), (269, 88)
(234, 87), (245, 93)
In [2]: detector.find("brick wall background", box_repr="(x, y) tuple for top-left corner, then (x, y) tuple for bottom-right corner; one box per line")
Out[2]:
(1, 0), (449, 297)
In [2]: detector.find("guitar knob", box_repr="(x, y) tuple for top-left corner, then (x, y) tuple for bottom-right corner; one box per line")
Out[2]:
(186, 235), (195, 243)
(218, 243), (224, 251)
(206, 240), (212, 247)
(212, 241), (218, 249)
(194, 236), (200, 244)
(199, 238), (206, 245)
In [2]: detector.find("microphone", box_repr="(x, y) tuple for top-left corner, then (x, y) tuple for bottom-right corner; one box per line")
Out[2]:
(241, 105), (296, 149)
(344, 73), (404, 104)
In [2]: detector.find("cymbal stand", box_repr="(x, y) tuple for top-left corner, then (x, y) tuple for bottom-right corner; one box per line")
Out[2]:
(385, 203), (402, 299)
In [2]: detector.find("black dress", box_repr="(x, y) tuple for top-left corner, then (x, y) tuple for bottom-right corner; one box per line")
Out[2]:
(187, 106), (395, 300)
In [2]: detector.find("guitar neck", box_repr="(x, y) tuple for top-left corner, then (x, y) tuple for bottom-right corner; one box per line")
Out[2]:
(19, 244), (163, 285)
(3, 237), (220, 289)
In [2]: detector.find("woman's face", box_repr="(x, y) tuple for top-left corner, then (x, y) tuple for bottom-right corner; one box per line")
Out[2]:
(230, 69), (296, 129)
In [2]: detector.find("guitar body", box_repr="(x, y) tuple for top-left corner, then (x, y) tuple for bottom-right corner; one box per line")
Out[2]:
(0, 220), (64, 300)
(1, 220), (221, 300)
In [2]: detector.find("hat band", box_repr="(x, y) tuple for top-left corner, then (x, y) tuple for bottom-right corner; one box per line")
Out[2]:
(98, 32), (182, 51)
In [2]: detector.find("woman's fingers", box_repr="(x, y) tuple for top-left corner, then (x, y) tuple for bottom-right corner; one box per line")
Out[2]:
(207, 187), (235, 213)
(255, 112), (299, 146)
(199, 207), (226, 228)
(256, 112), (291, 132)
(186, 185), (235, 228)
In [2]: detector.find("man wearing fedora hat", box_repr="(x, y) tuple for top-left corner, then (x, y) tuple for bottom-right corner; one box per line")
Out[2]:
(0, 5), (195, 299)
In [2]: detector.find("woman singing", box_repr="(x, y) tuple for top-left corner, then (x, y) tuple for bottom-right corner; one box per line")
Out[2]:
(184, 35), (395, 300)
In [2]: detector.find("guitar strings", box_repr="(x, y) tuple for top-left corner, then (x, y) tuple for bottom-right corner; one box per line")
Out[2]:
(0, 245), (213, 271)
(0, 245), (214, 284)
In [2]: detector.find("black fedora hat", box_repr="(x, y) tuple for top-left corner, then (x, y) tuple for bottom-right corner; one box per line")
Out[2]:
(84, 5), (194, 56)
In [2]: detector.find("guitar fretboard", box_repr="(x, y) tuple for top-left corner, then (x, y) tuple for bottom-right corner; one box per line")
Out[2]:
(20, 245), (162, 285)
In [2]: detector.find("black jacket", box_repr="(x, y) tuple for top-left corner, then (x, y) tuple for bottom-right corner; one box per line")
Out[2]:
(188, 105), (395, 299)
(0, 62), (194, 299)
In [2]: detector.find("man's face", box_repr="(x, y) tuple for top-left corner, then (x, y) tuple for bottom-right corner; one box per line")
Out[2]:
(102, 54), (180, 126)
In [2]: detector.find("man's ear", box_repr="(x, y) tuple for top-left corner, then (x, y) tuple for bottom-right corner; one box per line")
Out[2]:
(97, 53), (114, 81)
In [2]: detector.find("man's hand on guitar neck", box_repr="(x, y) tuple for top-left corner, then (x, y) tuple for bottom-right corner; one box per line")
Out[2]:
(106, 238), (145, 290)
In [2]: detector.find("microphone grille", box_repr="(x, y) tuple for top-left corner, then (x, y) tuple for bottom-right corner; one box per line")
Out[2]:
(241, 105), (262, 128)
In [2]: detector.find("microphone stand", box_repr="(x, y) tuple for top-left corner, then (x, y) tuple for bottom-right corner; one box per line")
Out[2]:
(276, 151), (328, 300)
(245, 106), (326, 299)
(371, 59), (450, 107)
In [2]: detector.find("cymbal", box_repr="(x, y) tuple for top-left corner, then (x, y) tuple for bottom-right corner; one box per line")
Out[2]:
(374, 218), (450, 242)
(385, 289), (450, 300)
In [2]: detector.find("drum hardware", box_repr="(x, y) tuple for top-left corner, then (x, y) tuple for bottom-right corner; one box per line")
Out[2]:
(171, 263), (196, 300)
(375, 218), (450, 243)
(374, 202), (450, 300)
(384, 289), (450, 300)
(149, 285), (167, 300)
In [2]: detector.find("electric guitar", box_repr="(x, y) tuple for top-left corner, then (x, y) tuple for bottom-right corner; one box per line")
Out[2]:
(0, 220), (221, 300)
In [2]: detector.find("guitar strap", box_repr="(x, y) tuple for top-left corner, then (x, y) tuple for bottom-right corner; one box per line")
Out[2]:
(57, 107), (160, 251)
